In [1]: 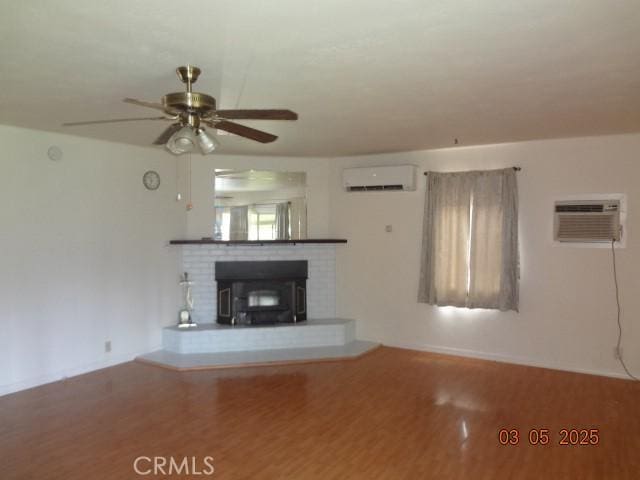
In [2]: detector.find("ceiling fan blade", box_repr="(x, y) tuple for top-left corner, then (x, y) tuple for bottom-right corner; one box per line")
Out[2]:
(216, 109), (298, 120)
(62, 116), (169, 127)
(153, 123), (182, 145)
(211, 120), (278, 143)
(123, 97), (168, 112)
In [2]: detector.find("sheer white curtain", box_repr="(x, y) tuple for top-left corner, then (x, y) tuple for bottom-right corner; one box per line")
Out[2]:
(229, 206), (249, 241)
(274, 202), (290, 240)
(418, 168), (519, 311)
(288, 197), (307, 240)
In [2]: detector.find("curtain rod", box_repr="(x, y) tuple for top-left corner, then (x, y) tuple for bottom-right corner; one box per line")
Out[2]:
(423, 167), (521, 176)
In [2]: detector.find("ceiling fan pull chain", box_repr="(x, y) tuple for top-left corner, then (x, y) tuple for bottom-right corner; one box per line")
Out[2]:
(186, 152), (193, 211)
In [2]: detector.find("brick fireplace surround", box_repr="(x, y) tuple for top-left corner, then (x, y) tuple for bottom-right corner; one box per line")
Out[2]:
(180, 244), (337, 325)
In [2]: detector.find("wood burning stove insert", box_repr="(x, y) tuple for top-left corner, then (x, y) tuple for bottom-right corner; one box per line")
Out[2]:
(215, 260), (307, 325)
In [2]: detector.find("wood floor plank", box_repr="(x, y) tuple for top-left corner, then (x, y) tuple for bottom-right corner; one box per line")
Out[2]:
(1, 347), (639, 479)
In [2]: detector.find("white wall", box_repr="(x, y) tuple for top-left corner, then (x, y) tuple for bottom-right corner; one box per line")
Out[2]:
(0, 125), (185, 395)
(186, 155), (331, 239)
(329, 133), (640, 378)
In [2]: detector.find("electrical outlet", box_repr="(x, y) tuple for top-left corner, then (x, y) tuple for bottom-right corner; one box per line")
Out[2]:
(105, 340), (112, 353)
(614, 346), (622, 359)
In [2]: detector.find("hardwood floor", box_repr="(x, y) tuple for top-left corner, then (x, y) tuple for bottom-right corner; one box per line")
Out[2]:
(1, 347), (639, 479)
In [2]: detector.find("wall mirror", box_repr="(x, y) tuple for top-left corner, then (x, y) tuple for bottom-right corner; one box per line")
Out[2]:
(214, 169), (307, 241)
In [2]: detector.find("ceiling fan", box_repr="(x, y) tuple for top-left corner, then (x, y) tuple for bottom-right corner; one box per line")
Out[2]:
(62, 65), (298, 154)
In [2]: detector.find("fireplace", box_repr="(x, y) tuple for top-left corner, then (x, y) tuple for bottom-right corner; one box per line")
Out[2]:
(215, 260), (307, 325)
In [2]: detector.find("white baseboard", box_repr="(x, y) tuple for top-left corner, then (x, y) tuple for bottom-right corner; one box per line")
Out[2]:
(0, 349), (151, 397)
(377, 340), (630, 380)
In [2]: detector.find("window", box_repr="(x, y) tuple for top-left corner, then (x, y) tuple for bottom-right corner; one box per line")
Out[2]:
(214, 208), (230, 241)
(249, 205), (277, 241)
(418, 168), (519, 311)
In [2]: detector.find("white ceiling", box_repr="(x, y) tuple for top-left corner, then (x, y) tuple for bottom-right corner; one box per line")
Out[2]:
(1, 0), (639, 157)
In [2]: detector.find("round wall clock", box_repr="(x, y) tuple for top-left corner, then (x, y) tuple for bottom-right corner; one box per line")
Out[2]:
(143, 170), (161, 190)
(47, 146), (63, 161)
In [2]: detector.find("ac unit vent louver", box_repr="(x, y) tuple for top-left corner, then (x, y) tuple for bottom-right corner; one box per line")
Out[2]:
(347, 184), (404, 192)
(554, 200), (621, 243)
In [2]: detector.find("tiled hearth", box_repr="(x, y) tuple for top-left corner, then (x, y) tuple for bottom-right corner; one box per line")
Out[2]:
(164, 319), (355, 354)
(137, 319), (379, 369)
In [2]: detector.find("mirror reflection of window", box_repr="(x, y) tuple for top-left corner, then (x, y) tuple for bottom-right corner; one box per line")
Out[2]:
(214, 170), (307, 241)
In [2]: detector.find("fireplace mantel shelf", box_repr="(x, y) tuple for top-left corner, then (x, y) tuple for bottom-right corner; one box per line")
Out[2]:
(169, 239), (347, 246)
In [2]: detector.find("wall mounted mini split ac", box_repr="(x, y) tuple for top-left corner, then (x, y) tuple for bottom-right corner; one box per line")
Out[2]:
(554, 199), (622, 243)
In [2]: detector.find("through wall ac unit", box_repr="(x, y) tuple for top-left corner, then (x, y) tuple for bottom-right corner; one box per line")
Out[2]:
(342, 165), (416, 191)
(554, 200), (621, 243)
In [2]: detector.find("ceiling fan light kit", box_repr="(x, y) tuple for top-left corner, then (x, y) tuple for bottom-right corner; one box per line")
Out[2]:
(196, 128), (219, 154)
(166, 126), (196, 155)
(62, 65), (298, 155)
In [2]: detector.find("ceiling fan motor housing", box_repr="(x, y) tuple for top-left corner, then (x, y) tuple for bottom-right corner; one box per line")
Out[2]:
(162, 92), (216, 115)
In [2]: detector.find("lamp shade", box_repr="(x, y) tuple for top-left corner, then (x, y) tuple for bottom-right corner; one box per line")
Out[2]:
(166, 126), (196, 155)
(196, 128), (219, 154)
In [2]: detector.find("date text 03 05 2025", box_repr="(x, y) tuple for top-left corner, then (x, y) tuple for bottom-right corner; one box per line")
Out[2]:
(498, 428), (600, 446)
